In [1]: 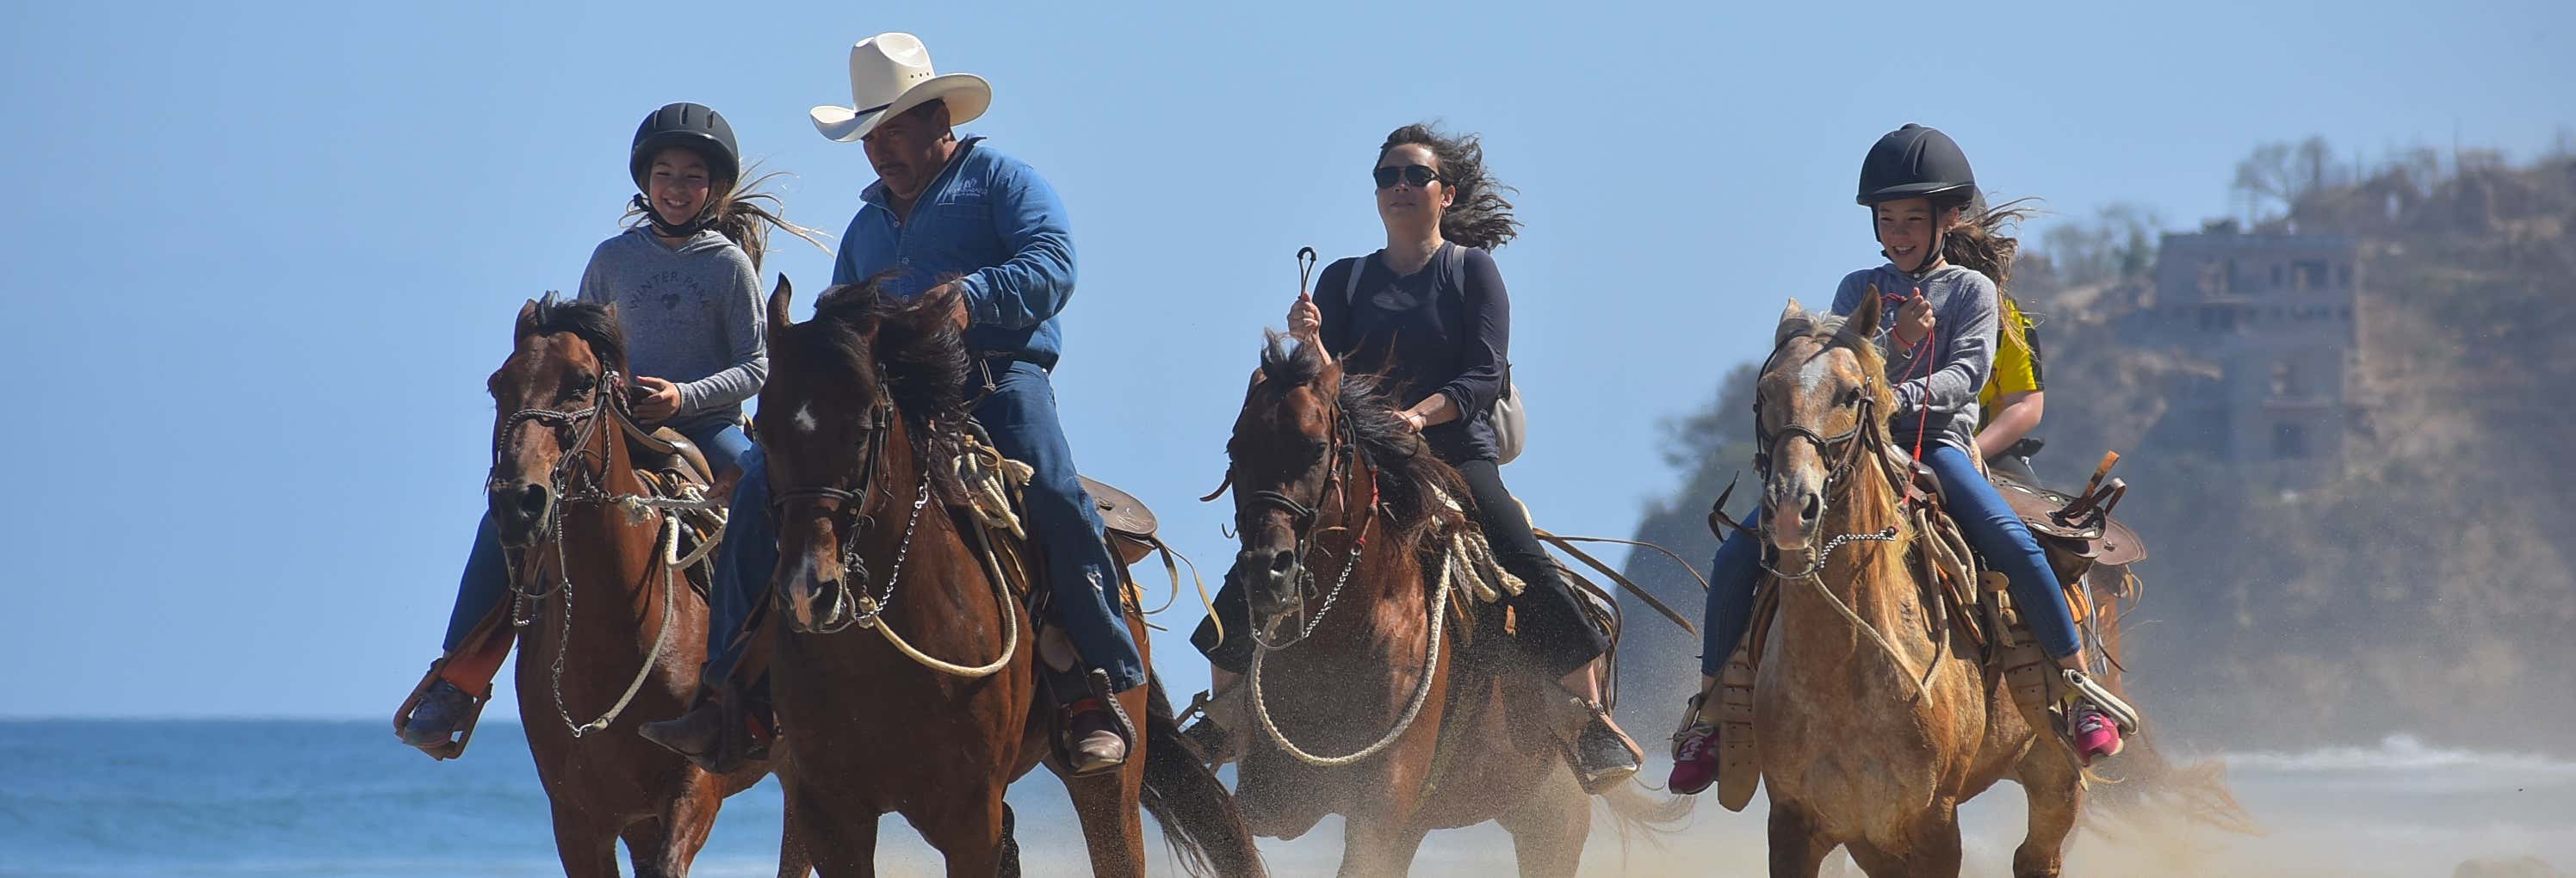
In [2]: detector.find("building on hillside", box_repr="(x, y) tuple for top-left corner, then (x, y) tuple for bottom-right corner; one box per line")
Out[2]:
(2147, 223), (2362, 489)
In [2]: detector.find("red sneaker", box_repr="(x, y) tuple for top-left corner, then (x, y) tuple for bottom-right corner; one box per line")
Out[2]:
(2070, 704), (2124, 765)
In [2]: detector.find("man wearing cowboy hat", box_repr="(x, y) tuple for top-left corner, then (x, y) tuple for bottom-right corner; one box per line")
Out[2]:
(642, 33), (1142, 775)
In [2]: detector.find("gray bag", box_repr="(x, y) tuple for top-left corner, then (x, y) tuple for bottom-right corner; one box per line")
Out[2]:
(1341, 244), (1526, 464)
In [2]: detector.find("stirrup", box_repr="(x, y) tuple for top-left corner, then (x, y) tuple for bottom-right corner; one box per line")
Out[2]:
(2061, 669), (2140, 734)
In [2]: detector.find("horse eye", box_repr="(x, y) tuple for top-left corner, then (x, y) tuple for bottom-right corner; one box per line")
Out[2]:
(1841, 387), (1861, 405)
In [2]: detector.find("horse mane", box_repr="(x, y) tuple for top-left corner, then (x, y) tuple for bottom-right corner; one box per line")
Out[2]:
(523, 294), (629, 374)
(1258, 333), (1469, 548)
(800, 280), (974, 501)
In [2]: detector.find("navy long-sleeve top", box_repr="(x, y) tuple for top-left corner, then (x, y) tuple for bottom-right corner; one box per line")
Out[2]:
(1315, 243), (1511, 462)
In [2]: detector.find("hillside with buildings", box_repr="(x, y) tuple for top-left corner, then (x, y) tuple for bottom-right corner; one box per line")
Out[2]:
(1612, 144), (2576, 753)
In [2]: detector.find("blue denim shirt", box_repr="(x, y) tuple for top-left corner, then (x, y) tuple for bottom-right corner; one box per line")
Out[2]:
(833, 137), (1075, 367)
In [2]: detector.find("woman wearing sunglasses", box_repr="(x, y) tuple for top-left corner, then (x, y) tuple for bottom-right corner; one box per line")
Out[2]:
(1262, 122), (1643, 788)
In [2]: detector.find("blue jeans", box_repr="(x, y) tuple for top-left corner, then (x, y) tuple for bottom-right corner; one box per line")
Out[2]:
(705, 361), (1146, 692)
(1698, 443), (2078, 674)
(439, 422), (752, 652)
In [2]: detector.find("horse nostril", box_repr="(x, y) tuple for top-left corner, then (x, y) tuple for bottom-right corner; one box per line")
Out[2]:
(1266, 549), (1297, 577)
(1800, 494), (1823, 523)
(517, 483), (551, 518)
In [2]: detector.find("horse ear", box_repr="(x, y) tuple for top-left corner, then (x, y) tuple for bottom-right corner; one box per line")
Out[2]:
(1843, 285), (1885, 348)
(516, 299), (542, 337)
(768, 274), (795, 331)
(1774, 299), (1811, 349)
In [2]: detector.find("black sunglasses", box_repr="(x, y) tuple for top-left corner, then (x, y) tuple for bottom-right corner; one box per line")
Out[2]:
(1372, 164), (1442, 189)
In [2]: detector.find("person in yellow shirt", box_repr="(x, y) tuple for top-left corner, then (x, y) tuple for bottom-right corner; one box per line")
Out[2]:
(1978, 294), (2046, 482)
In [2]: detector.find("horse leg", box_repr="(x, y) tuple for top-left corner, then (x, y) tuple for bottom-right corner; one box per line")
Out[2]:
(1056, 754), (1148, 877)
(792, 785), (880, 878)
(2012, 754), (2084, 878)
(629, 773), (726, 878)
(548, 807), (621, 878)
(619, 819), (673, 878)
(777, 772), (815, 878)
(909, 784), (1009, 878)
(1900, 803), (1966, 878)
(1766, 803), (1835, 878)
(1842, 841), (1904, 878)
(1337, 813), (1431, 878)
(1495, 781), (1591, 878)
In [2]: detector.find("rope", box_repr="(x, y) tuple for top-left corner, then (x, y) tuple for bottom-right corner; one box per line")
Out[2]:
(559, 512), (680, 738)
(1247, 560), (1452, 768)
(852, 500), (1022, 679)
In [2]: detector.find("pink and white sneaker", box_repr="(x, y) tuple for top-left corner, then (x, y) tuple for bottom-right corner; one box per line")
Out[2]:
(1667, 696), (1720, 795)
(2070, 703), (2125, 765)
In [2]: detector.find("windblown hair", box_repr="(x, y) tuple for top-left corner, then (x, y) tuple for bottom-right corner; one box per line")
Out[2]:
(1379, 123), (1520, 250)
(624, 164), (829, 270)
(1254, 332), (1470, 548)
(523, 293), (629, 374)
(788, 280), (975, 502)
(1933, 195), (2040, 350)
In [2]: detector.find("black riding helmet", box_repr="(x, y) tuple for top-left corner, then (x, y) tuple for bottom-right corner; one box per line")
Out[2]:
(629, 103), (740, 236)
(1857, 123), (1976, 206)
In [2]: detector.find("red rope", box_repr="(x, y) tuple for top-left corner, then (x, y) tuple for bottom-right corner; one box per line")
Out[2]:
(1884, 290), (1938, 462)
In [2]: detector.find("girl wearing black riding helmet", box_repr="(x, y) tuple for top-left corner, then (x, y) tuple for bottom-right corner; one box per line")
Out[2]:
(397, 102), (820, 754)
(1665, 125), (2125, 795)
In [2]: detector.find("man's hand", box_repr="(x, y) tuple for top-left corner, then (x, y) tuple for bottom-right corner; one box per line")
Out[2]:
(935, 281), (971, 331)
(629, 375), (682, 422)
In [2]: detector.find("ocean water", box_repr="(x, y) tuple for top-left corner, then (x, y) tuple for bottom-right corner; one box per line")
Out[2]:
(2, 721), (2570, 876)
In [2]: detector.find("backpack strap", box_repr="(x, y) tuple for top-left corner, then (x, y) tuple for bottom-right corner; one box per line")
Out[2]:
(1341, 254), (1366, 306)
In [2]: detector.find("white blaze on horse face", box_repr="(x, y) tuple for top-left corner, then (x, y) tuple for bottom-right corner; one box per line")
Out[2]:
(1796, 349), (1836, 394)
(794, 402), (817, 435)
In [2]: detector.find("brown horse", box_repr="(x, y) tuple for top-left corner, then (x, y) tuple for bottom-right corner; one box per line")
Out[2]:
(469, 296), (807, 878)
(1217, 337), (1683, 877)
(1740, 294), (2085, 877)
(752, 278), (1262, 878)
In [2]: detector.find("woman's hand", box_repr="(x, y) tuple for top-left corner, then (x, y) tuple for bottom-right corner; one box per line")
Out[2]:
(629, 375), (682, 422)
(1891, 288), (1936, 349)
(1286, 294), (1322, 345)
(1399, 410), (1428, 433)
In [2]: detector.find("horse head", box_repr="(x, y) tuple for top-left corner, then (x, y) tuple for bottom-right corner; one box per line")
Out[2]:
(1753, 293), (1893, 554)
(753, 275), (969, 632)
(486, 294), (628, 548)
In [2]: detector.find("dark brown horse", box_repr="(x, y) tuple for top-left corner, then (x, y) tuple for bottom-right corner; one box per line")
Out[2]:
(1218, 337), (1683, 876)
(472, 296), (806, 877)
(752, 278), (1261, 878)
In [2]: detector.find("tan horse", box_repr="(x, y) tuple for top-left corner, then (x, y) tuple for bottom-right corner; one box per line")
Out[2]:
(1216, 337), (1684, 876)
(1743, 294), (2084, 878)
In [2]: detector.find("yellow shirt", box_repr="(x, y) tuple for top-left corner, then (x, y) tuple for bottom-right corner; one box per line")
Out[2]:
(1978, 297), (2042, 428)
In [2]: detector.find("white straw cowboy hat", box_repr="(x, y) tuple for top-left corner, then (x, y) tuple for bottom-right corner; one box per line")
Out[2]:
(810, 33), (992, 143)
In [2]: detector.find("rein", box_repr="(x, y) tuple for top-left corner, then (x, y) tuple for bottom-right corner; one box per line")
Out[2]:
(488, 369), (689, 738)
(1239, 392), (1450, 768)
(766, 382), (1019, 678)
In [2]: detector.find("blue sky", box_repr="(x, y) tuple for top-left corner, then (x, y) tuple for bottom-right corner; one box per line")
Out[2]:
(2, 1), (2566, 719)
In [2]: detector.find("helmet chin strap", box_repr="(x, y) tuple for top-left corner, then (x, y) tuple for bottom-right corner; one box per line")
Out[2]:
(634, 193), (719, 238)
(1874, 212), (1950, 279)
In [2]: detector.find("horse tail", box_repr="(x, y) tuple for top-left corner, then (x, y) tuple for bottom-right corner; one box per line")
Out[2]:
(2085, 731), (2265, 838)
(1138, 673), (1268, 878)
(1599, 782), (1695, 837)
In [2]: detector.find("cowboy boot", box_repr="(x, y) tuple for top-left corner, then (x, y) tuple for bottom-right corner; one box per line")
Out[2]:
(638, 680), (772, 774)
(1056, 668), (1133, 776)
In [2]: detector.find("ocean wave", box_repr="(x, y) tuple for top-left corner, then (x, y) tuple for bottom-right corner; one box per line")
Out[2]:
(2215, 731), (2576, 777)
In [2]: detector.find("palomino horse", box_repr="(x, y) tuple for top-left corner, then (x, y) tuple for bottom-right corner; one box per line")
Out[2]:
(752, 278), (1262, 878)
(461, 297), (805, 877)
(1739, 292), (2085, 877)
(1217, 337), (1684, 877)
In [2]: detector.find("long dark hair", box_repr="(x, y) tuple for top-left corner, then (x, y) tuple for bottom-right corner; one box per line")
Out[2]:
(623, 164), (827, 270)
(1379, 123), (1520, 250)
